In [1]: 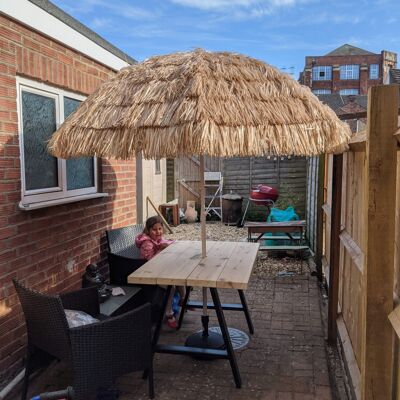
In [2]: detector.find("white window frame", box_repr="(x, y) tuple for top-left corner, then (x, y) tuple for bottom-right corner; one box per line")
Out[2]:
(340, 65), (359, 80)
(312, 66), (332, 81)
(17, 77), (101, 208)
(369, 64), (379, 79)
(312, 89), (332, 95)
(339, 89), (359, 95)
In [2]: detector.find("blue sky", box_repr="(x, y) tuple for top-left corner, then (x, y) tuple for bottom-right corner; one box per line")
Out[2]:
(52, 0), (400, 79)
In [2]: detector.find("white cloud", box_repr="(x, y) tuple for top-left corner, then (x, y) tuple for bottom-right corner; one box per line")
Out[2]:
(170, 0), (255, 10)
(60, 0), (157, 21)
(170, 0), (308, 13)
(90, 17), (113, 29)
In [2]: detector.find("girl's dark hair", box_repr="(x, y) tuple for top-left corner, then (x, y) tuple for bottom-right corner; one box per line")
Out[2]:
(144, 215), (164, 234)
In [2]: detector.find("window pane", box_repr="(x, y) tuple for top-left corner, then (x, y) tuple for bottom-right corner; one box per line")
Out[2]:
(312, 66), (332, 81)
(313, 89), (331, 94)
(370, 64), (379, 79)
(64, 96), (81, 118)
(22, 91), (58, 190)
(64, 97), (95, 190)
(340, 65), (359, 80)
(339, 89), (359, 95)
(67, 157), (95, 189)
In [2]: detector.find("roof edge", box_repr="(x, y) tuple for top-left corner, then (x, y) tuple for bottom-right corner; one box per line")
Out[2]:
(325, 44), (375, 56)
(28, 0), (136, 65)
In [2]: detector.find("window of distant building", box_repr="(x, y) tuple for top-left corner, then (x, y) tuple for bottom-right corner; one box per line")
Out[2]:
(17, 77), (101, 208)
(339, 89), (359, 95)
(369, 64), (379, 79)
(340, 65), (359, 80)
(312, 89), (332, 94)
(312, 66), (332, 81)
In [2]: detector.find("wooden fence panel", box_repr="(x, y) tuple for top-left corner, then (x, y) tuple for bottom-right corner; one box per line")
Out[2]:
(172, 155), (308, 218)
(306, 157), (319, 252)
(322, 155), (333, 280)
(224, 156), (307, 217)
(324, 84), (399, 400)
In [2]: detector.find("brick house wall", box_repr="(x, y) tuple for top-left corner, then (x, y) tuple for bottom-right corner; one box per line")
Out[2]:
(301, 50), (397, 95)
(0, 13), (136, 381)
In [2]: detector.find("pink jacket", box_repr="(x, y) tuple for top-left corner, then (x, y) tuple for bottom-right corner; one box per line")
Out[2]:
(135, 233), (174, 260)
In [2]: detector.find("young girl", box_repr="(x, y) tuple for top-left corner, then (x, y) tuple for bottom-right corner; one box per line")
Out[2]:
(135, 216), (184, 329)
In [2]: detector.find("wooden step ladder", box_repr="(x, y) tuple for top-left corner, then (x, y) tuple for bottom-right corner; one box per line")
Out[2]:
(204, 171), (223, 220)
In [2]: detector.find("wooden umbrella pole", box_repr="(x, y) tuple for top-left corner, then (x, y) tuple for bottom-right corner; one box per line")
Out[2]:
(200, 155), (206, 258)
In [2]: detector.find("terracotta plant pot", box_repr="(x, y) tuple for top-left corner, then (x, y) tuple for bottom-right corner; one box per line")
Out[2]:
(185, 201), (198, 223)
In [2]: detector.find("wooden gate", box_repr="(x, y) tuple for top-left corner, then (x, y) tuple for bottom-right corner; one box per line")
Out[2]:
(174, 156), (222, 209)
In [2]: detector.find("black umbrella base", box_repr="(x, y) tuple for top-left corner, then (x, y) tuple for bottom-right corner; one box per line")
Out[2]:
(185, 331), (225, 359)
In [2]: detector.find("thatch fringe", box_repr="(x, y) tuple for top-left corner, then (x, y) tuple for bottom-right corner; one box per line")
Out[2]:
(49, 49), (351, 159)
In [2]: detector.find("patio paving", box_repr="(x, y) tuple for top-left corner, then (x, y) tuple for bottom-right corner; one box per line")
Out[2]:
(23, 271), (333, 400)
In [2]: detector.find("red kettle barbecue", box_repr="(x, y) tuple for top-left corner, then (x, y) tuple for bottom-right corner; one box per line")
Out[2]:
(238, 184), (279, 226)
(250, 184), (279, 205)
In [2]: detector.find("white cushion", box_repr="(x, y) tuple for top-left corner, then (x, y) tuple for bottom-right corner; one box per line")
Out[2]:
(64, 309), (99, 328)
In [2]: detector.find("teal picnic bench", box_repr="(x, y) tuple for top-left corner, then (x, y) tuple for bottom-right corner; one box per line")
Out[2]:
(244, 220), (309, 252)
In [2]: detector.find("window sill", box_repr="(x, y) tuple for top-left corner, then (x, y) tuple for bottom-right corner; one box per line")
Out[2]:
(19, 192), (109, 211)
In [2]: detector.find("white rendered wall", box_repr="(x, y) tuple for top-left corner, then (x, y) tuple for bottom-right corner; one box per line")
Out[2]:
(142, 159), (167, 221)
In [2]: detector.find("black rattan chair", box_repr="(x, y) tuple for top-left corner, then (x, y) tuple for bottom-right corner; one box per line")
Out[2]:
(106, 224), (166, 324)
(13, 279), (154, 400)
(106, 224), (146, 285)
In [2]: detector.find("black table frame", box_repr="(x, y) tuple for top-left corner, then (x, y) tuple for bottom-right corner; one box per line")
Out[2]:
(178, 286), (254, 335)
(151, 285), (254, 388)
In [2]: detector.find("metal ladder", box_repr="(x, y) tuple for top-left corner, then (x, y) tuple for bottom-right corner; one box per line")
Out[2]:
(204, 171), (223, 220)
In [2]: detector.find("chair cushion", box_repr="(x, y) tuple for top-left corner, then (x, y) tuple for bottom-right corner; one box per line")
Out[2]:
(65, 309), (99, 328)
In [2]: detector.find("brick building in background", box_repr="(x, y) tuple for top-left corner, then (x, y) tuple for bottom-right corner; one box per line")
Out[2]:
(299, 44), (397, 95)
(0, 0), (139, 384)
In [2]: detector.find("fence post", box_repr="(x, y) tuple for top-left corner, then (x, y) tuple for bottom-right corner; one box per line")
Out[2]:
(315, 154), (325, 280)
(361, 84), (398, 399)
(327, 153), (343, 344)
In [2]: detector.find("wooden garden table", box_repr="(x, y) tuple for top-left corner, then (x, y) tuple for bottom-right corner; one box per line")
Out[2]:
(127, 240), (259, 388)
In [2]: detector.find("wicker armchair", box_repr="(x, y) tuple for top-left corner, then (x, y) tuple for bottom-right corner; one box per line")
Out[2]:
(106, 224), (146, 285)
(13, 279), (154, 400)
(106, 224), (165, 323)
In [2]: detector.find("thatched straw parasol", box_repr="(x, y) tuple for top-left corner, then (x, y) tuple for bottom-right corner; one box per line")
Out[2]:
(49, 49), (351, 257)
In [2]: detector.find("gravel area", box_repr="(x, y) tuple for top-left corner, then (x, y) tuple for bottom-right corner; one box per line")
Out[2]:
(164, 222), (307, 277)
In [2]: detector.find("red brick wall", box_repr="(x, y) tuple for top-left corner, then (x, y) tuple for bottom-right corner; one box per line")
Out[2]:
(0, 15), (137, 381)
(301, 53), (383, 95)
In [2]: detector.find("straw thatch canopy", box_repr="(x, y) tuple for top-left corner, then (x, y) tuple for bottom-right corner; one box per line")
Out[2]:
(49, 49), (351, 159)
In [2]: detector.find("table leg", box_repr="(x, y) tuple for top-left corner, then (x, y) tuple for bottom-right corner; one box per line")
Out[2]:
(152, 285), (173, 349)
(209, 288), (242, 388)
(255, 233), (264, 242)
(143, 285), (173, 381)
(286, 232), (295, 243)
(177, 286), (192, 329)
(238, 290), (254, 334)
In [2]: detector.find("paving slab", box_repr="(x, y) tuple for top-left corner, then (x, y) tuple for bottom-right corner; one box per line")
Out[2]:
(19, 273), (334, 400)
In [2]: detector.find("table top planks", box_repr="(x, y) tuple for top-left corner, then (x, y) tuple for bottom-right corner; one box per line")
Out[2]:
(186, 241), (237, 288)
(127, 240), (259, 289)
(217, 242), (259, 289)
